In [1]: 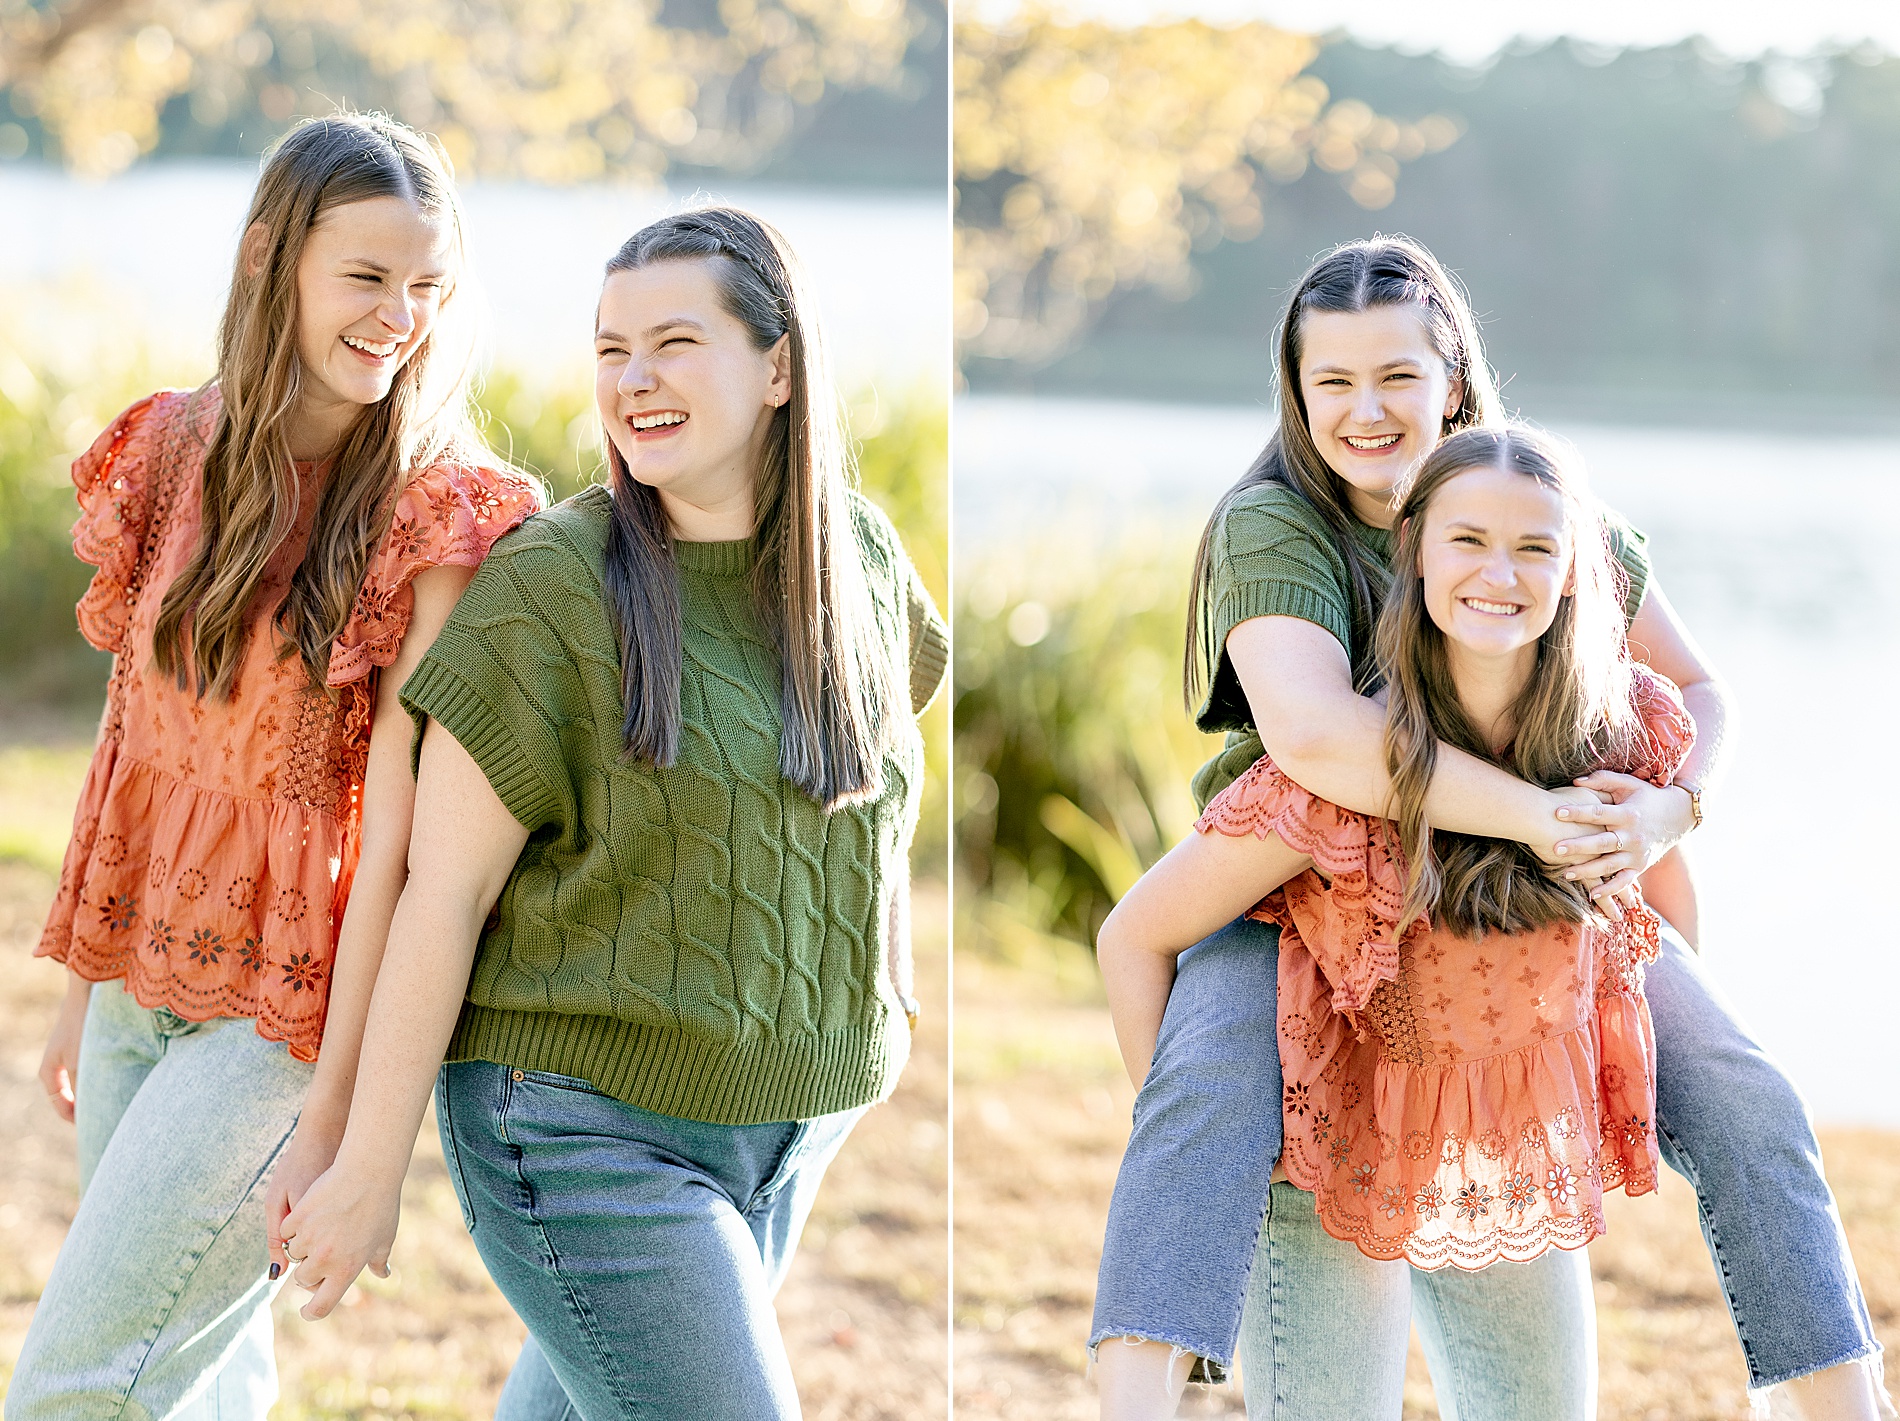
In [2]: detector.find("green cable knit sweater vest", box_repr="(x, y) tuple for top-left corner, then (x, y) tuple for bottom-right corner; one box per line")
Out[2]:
(1189, 482), (1652, 810)
(401, 484), (946, 1125)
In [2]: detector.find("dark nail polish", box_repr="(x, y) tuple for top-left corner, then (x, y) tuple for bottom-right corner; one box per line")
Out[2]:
(269, 1263), (281, 1280)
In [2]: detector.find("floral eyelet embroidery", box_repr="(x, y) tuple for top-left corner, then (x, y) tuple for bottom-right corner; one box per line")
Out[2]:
(101, 893), (140, 932)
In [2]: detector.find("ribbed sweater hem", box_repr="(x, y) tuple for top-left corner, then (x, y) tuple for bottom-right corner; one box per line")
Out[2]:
(402, 655), (560, 828)
(1216, 579), (1352, 655)
(910, 618), (950, 713)
(447, 1004), (911, 1126)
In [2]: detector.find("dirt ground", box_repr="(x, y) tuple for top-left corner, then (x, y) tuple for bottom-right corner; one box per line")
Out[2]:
(0, 739), (948, 1419)
(952, 937), (1900, 1421)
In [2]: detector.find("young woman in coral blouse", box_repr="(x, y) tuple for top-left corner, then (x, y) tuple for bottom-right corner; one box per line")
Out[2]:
(17, 114), (538, 1419)
(1102, 424), (1691, 1414)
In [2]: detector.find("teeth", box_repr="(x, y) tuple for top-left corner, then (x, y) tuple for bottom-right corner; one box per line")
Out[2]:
(631, 412), (686, 430)
(342, 335), (397, 356)
(1463, 598), (1522, 616)
(1342, 433), (1402, 449)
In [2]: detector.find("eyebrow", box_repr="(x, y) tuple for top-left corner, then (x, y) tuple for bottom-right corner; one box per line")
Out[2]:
(1444, 519), (1563, 541)
(342, 259), (450, 281)
(1307, 359), (1424, 376)
(595, 319), (709, 343)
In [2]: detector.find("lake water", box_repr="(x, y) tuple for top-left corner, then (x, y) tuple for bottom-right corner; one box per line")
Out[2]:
(959, 393), (1900, 1128)
(0, 162), (948, 393)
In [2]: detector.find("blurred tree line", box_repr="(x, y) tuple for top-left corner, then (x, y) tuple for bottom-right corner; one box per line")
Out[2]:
(964, 34), (1900, 421)
(954, 13), (1457, 364)
(0, 0), (944, 185)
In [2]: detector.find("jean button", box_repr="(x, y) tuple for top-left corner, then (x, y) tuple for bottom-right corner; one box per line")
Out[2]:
(512, 1070), (524, 1081)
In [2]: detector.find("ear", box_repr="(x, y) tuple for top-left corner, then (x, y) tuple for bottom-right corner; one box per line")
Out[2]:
(240, 221), (272, 280)
(1561, 556), (1577, 598)
(764, 333), (792, 408)
(1400, 515), (1425, 574)
(1443, 371), (1466, 422)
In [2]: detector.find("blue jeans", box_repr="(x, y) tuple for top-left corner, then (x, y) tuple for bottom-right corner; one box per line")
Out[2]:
(1090, 916), (1883, 1393)
(1237, 1182), (1595, 1420)
(8, 981), (309, 1421)
(434, 1060), (864, 1421)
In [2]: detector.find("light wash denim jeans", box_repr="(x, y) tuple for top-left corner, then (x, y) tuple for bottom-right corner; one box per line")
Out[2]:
(1090, 916), (1884, 1398)
(8, 981), (310, 1421)
(434, 1060), (864, 1421)
(1237, 1182), (1596, 1420)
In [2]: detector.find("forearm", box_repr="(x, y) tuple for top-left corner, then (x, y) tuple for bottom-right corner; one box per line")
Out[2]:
(331, 885), (484, 1190)
(1674, 679), (1730, 797)
(299, 844), (408, 1138)
(1264, 696), (1554, 844)
(1098, 935), (1176, 1089)
(1640, 846), (1699, 950)
(1230, 618), (1558, 849)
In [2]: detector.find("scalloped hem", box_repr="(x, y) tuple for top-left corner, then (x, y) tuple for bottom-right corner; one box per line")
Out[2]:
(55, 959), (325, 1063)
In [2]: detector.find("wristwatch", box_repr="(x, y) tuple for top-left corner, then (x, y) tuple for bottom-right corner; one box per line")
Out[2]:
(1675, 779), (1704, 832)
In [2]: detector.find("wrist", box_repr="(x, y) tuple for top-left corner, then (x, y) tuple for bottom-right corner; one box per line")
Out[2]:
(331, 1134), (410, 1194)
(1670, 780), (1703, 836)
(1528, 784), (1572, 845)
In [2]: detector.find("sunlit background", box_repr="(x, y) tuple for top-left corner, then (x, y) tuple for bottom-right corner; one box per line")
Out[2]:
(954, 8), (1900, 1416)
(0, 2), (949, 1415)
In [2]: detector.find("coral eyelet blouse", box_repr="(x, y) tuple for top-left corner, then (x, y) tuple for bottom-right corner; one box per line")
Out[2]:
(37, 387), (541, 1061)
(1196, 665), (1695, 1271)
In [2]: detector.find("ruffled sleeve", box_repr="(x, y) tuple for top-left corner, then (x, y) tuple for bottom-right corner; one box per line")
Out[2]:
(1617, 665), (1696, 788)
(325, 460), (544, 688)
(70, 391), (175, 653)
(1196, 754), (1410, 1015)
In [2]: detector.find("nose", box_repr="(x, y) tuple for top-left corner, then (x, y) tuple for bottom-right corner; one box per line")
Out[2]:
(1479, 545), (1516, 587)
(618, 353), (657, 398)
(1350, 384), (1385, 426)
(376, 285), (417, 340)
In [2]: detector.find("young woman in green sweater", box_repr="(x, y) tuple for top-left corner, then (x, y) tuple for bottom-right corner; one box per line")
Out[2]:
(272, 206), (947, 1417)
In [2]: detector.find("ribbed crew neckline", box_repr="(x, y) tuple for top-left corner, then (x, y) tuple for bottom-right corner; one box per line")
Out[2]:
(1350, 518), (1394, 561)
(672, 536), (754, 577)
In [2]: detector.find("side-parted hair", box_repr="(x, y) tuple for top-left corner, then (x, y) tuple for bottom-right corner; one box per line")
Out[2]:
(1379, 425), (1640, 937)
(599, 206), (899, 811)
(154, 112), (485, 698)
(1185, 235), (1500, 701)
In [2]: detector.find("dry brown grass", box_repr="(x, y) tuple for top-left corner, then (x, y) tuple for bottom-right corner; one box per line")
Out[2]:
(952, 935), (1900, 1421)
(0, 741), (947, 1420)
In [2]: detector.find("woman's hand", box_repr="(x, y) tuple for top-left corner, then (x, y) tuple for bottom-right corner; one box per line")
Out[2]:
(264, 1116), (347, 1277)
(1550, 771), (1696, 904)
(38, 972), (92, 1123)
(277, 1156), (404, 1319)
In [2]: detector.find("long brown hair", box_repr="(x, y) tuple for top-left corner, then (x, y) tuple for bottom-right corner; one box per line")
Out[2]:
(598, 206), (900, 811)
(1379, 426), (1639, 937)
(1185, 235), (1499, 701)
(153, 113), (483, 697)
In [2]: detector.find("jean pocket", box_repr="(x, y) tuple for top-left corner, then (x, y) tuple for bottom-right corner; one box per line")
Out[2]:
(516, 1068), (610, 1096)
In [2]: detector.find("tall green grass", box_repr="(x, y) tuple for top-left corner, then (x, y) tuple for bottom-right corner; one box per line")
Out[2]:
(954, 536), (1224, 960)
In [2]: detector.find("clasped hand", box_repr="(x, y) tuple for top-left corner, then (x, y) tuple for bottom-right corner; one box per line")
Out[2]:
(273, 1159), (401, 1320)
(1542, 771), (1695, 910)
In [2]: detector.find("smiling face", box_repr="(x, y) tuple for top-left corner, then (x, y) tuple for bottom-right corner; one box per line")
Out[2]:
(594, 259), (791, 539)
(1417, 462), (1576, 674)
(280, 194), (454, 452)
(1298, 304), (1465, 527)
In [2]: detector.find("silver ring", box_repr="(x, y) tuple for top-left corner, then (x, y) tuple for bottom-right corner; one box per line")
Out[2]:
(1613, 829), (1626, 852)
